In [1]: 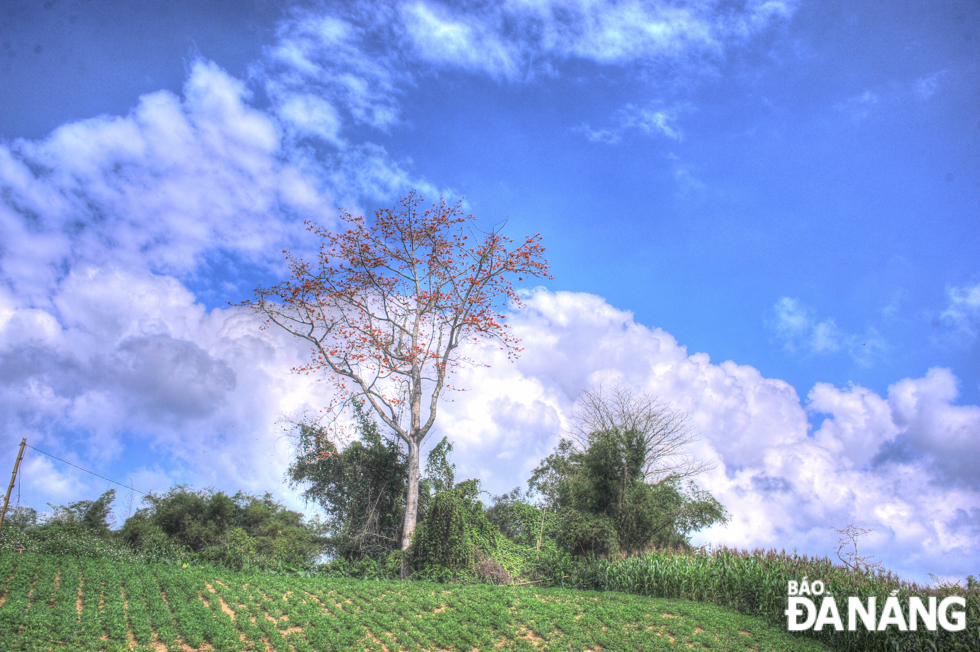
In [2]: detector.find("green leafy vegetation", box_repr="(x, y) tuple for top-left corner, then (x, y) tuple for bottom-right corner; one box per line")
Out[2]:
(118, 485), (327, 571)
(288, 387), (730, 589)
(525, 434), (728, 558)
(0, 496), (143, 564)
(287, 400), (409, 562)
(0, 486), (327, 573)
(523, 386), (729, 558)
(0, 552), (834, 651)
(288, 400), (468, 566)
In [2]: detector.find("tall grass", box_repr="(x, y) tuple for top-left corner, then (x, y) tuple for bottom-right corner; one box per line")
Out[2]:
(604, 546), (979, 652)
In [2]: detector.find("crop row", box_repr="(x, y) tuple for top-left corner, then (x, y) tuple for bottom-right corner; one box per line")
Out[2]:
(0, 553), (829, 651)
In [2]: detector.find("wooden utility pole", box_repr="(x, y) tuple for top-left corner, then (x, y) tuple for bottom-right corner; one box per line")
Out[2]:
(0, 438), (27, 535)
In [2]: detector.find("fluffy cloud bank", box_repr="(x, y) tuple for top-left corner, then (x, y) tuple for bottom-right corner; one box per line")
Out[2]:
(435, 290), (979, 583)
(0, 265), (332, 501)
(0, 60), (331, 297)
(2, 272), (976, 584)
(0, 58), (344, 505)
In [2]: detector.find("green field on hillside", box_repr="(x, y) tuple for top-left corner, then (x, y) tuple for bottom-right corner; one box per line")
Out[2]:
(0, 553), (831, 652)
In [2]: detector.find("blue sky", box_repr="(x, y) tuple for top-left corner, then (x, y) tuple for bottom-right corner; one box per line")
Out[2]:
(1, 0), (978, 584)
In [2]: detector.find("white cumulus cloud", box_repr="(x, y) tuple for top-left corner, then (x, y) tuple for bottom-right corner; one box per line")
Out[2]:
(431, 289), (979, 583)
(0, 60), (330, 300)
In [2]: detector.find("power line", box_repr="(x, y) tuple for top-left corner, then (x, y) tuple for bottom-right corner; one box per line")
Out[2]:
(24, 445), (147, 496)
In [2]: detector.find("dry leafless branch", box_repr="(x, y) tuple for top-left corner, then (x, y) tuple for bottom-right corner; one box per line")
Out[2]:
(565, 384), (714, 484)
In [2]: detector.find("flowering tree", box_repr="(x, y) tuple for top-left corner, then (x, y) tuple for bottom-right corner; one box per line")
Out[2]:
(246, 191), (550, 558)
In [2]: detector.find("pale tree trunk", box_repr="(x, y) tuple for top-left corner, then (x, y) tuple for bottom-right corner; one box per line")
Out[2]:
(400, 361), (428, 577)
(400, 438), (420, 578)
(401, 366), (424, 550)
(401, 438), (421, 550)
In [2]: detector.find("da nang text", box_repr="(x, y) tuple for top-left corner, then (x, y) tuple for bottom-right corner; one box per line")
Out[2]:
(784, 578), (966, 632)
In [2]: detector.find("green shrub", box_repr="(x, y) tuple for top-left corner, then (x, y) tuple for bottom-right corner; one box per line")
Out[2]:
(408, 480), (498, 574)
(314, 554), (400, 580)
(1, 506), (38, 531)
(529, 429), (728, 559)
(552, 509), (619, 558)
(0, 489), (145, 563)
(201, 526), (257, 571)
(288, 401), (408, 562)
(288, 401), (465, 569)
(3, 485), (325, 574)
(119, 485), (326, 571)
(486, 488), (546, 548)
(0, 525), (141, 563)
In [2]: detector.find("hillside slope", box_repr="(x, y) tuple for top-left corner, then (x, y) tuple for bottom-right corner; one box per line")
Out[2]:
(0, 553), (831, 651)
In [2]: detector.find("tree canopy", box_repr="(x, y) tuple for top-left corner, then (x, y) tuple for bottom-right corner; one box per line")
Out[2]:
(528, 387), (728, 557)
(246, 191), (550, 562)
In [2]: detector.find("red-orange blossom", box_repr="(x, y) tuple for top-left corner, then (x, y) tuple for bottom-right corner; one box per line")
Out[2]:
(246, 191), (550, 560)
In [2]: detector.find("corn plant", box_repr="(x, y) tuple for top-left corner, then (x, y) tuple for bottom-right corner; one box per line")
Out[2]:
(606, 546), (979, 652)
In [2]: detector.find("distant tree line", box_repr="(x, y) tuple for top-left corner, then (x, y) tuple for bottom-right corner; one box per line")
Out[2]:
(0, 386), (727, 586)
(286, 387), (729, 584)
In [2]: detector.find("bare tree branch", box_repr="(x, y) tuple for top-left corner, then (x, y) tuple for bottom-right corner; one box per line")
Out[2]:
(565, 384), (714, 484)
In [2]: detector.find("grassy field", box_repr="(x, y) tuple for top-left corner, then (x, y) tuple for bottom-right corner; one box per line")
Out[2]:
(0, 553), (832, 652)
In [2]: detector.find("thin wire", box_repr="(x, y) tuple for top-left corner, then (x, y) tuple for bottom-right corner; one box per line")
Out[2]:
(24, 445), (148, 496)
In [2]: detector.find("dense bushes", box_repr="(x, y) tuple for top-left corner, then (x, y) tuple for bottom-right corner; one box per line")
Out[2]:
(0, 492), (142, 562)
(0, 485), (328, 572)
(288, 401), (408, 562)
(118, 486), (327, 570)
(484, 488), (543, 548)
(408, 480), (497, 572)
(284, 394), (729, 586)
